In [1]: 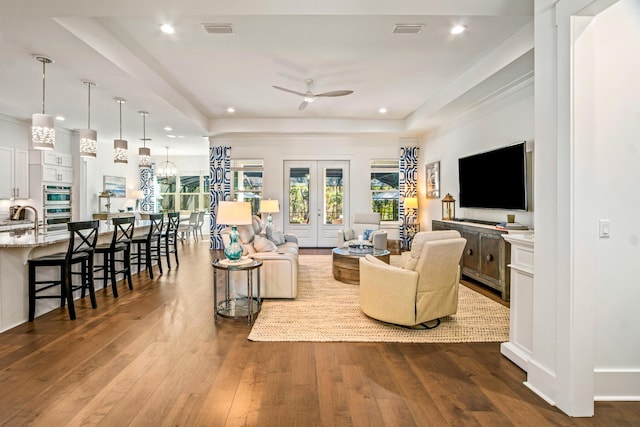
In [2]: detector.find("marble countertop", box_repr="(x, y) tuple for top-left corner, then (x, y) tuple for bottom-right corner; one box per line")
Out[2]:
(0, 220), (151, 248)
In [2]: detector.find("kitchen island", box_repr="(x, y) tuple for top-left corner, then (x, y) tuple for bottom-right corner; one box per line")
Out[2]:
(0, 220), (151, 332)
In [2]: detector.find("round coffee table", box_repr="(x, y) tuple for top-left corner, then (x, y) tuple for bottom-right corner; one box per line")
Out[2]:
(332, 247), (390, 285)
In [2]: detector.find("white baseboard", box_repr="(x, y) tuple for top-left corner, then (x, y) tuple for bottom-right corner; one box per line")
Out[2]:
(525, 358), (557, 406)
(500, 342), (530, 372)
(594, 369), (640, 401)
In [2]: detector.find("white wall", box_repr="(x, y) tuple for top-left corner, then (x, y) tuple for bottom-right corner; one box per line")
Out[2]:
(593, 0), (640, 399)
(210, 134), (414, 232)
(418, 83), (534, 229)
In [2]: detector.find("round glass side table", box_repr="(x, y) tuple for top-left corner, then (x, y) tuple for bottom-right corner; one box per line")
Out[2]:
(211, 257), (263, 325)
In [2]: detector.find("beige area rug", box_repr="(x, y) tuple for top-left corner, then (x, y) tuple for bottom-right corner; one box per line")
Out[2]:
(248, 255), (510, 343)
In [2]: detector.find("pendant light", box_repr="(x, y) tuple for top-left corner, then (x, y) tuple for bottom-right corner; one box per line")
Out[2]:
(31, 55), (55, 150)
(113, 97), (128, 164)
(79, 81), (97, 158)
(138, 110), (151, 168)
(156, 146), (178, 178)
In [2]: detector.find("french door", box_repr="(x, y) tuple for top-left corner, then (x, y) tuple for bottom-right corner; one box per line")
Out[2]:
(284, 160), (349, 247)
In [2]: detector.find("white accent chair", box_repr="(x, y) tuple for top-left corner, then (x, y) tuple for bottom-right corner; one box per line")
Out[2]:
(359, 230), (466, 327)
(337, 212), (387, 250)
(178, 212), (198, 241)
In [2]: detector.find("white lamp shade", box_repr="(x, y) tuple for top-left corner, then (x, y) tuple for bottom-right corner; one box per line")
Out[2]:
(32, 113), (55, 150)
(79, 128), (97, 158)
(404, 197), (418, 209)
(129, 190), (144, 199)
(114, 139), (128, 163)
(216, 201), (253, 226)
(138, 146), (151, 168)
(258, 199), (280, 214)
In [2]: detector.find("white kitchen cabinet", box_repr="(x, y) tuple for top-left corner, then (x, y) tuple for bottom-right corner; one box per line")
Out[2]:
(0, 147), (29, 199)
(42, 151), (72, 168)
(30, 150), (73, 184)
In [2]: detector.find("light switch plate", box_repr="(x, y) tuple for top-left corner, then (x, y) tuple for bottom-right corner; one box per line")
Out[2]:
(599, 219), (611, 238)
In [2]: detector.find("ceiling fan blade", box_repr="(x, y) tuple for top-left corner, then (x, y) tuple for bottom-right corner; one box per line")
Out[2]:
(272, 85), (307, 97)
(298, 100), (308, 111)
(315, 90), (354, 97)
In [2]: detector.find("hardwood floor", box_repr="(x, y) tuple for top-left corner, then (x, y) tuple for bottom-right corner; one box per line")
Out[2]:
(0, 243), (638, 426)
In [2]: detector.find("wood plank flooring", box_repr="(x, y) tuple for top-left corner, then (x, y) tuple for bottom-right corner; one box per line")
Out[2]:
(0, 242), (638, 426)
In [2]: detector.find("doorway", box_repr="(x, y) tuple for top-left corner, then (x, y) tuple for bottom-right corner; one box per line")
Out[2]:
(283, 160), (349, 247)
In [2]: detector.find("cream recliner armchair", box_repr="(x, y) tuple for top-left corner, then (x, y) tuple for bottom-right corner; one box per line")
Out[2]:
(337, 212), (387, 250)
(359, 230), (466, 328)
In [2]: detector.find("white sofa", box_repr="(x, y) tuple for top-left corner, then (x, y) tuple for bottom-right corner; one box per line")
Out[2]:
(337, 212), (387, 250)
(220, 215), (298, 298)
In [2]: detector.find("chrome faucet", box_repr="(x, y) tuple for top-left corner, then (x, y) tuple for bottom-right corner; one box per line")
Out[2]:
(13, 205), (39, 235)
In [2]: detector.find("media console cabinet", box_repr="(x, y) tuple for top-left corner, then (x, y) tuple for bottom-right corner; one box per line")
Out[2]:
(432, 219), (519, 301)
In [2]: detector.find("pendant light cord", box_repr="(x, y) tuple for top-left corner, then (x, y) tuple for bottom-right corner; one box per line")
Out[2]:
(142, 113), (146, 147)
(87, 83), (91, 128)
(41, 59), (46, 114)
(119, 101), (123, 140)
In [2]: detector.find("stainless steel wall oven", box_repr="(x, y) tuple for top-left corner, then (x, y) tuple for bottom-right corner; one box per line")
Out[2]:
(43, 185), (72, 231)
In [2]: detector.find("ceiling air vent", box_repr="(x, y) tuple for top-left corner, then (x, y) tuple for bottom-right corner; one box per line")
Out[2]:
(202, 23), (234, 35)
(393, 24), (424, 34)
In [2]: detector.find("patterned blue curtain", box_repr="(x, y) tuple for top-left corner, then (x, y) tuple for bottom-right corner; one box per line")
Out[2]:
(139, 167), (155, 213)
(209, 145), (231, 249)
(399, 147), (419, 249)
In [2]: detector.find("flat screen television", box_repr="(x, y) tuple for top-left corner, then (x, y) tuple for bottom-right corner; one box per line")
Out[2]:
(458, 142), (528, 210)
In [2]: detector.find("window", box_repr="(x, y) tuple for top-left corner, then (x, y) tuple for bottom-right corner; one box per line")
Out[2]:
(157, 174), (209, 214)
(370, 159), (399, 221)
(231, 159), (263, 214)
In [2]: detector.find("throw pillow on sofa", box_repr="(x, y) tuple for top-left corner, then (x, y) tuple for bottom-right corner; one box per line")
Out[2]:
(253, 234), (277, 252)
(265, 225), (286, 245)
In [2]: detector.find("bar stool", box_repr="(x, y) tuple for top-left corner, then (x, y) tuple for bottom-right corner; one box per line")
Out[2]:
(94, 216), (135, 297)
(131, 213), (163, 279)
(27, 220), (99, 321)
(161, 212), (180, 269)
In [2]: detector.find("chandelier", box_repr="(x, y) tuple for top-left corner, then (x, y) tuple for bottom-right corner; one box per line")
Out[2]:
(156, 146), (178, 178)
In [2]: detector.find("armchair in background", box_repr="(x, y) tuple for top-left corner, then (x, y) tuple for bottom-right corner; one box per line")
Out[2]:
(359, 230), (466, 328)
(337, 212), (387, 250)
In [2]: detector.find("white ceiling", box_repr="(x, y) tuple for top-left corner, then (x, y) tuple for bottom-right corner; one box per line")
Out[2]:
(0, 0), (534, 155)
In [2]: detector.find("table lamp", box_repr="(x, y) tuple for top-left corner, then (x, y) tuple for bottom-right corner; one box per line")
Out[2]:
(216, 201), (252, 261)
(258, 199), (280, 228)
(404, 197), (418, 211)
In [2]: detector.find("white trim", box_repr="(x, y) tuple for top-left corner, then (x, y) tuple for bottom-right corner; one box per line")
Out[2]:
(594, 369), (640, 401)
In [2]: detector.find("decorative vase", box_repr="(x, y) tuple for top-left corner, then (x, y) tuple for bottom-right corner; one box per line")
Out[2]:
(224, 225), (243, 261)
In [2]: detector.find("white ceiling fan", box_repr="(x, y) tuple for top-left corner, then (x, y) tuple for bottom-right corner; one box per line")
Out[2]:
(272, 78), (354, 110)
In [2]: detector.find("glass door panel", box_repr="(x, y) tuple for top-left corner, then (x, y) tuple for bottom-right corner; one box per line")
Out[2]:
(289, 168), (310, 224)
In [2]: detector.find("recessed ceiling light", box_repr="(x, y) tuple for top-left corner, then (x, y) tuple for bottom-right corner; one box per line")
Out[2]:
(227, 107), (235, 113)
(163, 126), (173, 131)
(160, 24), (175, 34)
(177, 135), (185, 139)
(451, 25), (466, 35)
(379, 108), (388, 114)
(55, 116), (65, 121)
(167, 134), (176, 138)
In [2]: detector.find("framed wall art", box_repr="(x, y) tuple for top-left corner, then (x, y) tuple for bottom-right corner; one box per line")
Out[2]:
(426, 161), (440, 199)
(103, 175), (126, 198)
